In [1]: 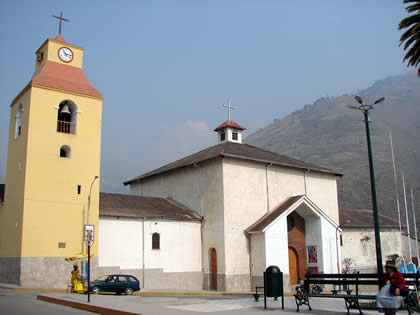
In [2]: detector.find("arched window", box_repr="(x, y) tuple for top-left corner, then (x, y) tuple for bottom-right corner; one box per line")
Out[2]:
(15, 104), (23, 138)
(152, 233), (160, 250)
(60, 145), (71, 158)
(57, 100), (78, 135)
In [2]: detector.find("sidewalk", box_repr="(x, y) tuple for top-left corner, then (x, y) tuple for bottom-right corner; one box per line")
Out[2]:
(36, 290), (391, 315)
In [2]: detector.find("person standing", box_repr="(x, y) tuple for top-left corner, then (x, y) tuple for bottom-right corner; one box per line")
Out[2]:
(71, 264), (79, 293)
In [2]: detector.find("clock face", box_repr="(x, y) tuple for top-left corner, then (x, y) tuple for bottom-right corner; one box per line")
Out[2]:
(58, 47), (73, 63)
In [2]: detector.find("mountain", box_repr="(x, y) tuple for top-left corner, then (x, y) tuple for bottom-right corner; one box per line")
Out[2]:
(246, 71), (420, 228)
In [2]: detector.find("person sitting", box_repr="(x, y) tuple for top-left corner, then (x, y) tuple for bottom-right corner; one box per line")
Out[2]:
(377, 260), (407, 315)
(380, 260), (408, 297)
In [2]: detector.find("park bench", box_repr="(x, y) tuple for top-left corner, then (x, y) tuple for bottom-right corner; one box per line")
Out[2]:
(294, 272), (420, 315)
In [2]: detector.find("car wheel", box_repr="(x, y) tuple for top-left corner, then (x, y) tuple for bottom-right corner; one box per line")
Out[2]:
(91, 286), (100, 294)
(125, 287), (133, 295)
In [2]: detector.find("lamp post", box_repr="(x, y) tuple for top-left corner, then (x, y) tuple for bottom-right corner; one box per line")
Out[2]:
(86, 175), (98, 303)
(87, 176), (99, 226)
(347, 96), (385, 274)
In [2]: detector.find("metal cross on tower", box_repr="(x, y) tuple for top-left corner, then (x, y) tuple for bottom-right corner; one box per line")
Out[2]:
(222, 99), (236, 121)
(52, 11), (70, 35)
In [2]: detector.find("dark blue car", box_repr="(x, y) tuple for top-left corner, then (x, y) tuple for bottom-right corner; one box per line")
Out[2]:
(89, 274), (140, 295)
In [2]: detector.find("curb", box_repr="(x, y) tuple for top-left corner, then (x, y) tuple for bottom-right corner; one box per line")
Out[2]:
(37, 294), (142, 315)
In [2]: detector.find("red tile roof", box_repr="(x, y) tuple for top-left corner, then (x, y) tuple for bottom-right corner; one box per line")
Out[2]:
(214, 120), (246, 131)
(12, 60), (102, 104)
(54, 34), (66, 43)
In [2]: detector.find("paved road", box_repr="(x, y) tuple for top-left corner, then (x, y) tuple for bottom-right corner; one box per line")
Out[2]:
(0, 288), (92, 315)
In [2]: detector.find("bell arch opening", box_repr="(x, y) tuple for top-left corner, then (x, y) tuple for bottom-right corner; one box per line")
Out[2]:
(57, 100), (78, 134)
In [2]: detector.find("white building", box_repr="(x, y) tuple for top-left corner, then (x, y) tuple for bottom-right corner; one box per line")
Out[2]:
(340, 208), (420, 272)
(97, 120), (343, 292)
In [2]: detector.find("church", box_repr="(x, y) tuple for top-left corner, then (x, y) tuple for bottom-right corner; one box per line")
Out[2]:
(0, 32), (343, 292)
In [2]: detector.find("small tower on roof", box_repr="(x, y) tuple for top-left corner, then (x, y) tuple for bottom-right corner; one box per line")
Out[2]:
(214, 100), (246, 143)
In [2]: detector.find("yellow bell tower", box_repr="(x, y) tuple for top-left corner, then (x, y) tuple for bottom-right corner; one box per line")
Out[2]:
(0, 33), (103, 288)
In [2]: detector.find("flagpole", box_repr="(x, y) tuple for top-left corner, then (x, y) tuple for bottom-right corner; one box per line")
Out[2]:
(411, 188), (419, 266)
(402, 172), (412, 262)
(390, 132), (403, 255)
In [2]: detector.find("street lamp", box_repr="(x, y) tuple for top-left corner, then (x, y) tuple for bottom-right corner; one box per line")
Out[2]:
(86, 175), (98, 303)
(87, 176), (99, 226)
(347, 95), (385, 274)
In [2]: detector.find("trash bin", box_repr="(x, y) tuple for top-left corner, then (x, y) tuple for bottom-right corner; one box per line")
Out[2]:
(264, 265), (283, 298)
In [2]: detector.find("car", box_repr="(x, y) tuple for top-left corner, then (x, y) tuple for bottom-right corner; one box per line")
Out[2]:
(89, 274), (140, 295)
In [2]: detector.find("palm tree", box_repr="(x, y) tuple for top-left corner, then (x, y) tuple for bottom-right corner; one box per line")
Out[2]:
(399, 0), (420, 75)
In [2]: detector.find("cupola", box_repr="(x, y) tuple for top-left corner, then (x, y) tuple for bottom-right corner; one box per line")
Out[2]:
(214, 120), (246, 144)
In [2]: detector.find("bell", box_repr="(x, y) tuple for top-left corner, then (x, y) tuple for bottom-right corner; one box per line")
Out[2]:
(60, 104), (71, 115)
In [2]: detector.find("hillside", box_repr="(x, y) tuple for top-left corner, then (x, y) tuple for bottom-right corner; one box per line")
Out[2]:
(246, 71), (420, 228)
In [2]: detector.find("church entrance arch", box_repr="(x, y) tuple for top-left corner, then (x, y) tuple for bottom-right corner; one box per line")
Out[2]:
(210, 248), (217, 290)
(288, 247), (299, 284)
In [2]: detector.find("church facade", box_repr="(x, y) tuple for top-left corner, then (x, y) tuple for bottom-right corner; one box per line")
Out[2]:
(122, 121), (343, 291)
(0, 32), (343, 291)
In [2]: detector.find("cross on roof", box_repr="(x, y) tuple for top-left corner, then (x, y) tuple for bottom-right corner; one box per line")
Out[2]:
(52, 11), (70, 35)
(222, 99), (237, 121)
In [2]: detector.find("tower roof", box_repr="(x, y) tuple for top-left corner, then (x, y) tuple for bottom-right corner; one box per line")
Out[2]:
(54, 34), (66, 43)
(214, 120), (246, 131)
(12, 60), (102, 105)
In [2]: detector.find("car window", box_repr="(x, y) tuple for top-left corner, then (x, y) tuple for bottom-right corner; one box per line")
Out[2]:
(118, 276), (129, 282)
(127, 276), (137, 282)
(95, 275), (108, 281)
(108, 276), (117, 282)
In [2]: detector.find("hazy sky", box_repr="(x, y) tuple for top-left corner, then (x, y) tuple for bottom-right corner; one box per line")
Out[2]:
(0, 1), (411, 193)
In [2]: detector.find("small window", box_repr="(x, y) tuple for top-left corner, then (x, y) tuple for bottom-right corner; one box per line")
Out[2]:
(220, 132), (225, 142)
(152, 232), (160, 250)
(15, 104), (23, 138)
(60, 145), (71, 158)
(77, 185), (81, 195)
(232, 132), (238, 141)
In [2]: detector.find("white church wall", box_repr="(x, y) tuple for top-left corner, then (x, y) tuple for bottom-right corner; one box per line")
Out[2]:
(130, 167), (202, 215)
(222, 159), (268, 275)
(265, 216), (289, 275)
(98, 217), (202, 273)
(320, 217), (338, 273)
(130, 159), (226, 289)
(266, 166), (305, 210)
(305, 172), (340, 224)
(99, 217), (142, 269)
(250, 233), (266, 276)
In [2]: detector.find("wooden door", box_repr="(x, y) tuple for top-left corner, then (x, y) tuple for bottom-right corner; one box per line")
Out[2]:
(210, 248), (217, 290)
(288, 247), (299, 284)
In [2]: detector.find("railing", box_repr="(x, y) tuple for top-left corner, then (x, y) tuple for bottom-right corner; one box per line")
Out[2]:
(57, 120), (74, 134)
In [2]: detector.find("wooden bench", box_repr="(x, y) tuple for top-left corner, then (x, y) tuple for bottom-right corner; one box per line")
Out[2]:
(294, 272), (420, 315)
